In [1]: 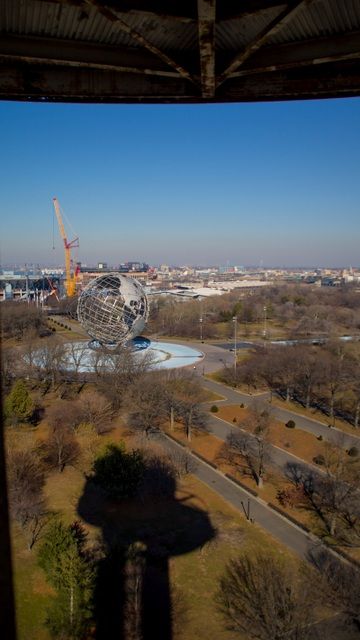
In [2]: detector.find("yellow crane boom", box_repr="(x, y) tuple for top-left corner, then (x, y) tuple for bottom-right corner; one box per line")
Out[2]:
(52, 197), (79, 297)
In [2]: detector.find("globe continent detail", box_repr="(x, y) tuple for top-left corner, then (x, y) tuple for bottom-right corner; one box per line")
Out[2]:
(77, 273), (149, 345)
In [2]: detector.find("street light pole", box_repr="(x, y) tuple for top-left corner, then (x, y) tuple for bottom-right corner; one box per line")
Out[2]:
(263, 305), (267, 343)
(199, 316), (203, 342)
(233, 315), (237, 375)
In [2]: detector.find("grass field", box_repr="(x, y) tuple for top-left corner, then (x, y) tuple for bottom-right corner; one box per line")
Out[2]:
(7, 376), (359, 640)
(8, 414), (300, 640)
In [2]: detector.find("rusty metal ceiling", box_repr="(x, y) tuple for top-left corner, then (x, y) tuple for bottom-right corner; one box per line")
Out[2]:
(1, 0), (360, 102)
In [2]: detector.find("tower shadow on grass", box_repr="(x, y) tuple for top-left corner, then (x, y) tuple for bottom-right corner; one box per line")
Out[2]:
(78, 468), (215, 640)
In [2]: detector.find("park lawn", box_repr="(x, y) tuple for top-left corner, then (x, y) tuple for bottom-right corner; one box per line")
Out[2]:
(166, 425), (323, 534)
(166, 426), (360, 564)
(10, 414), (305, 640)
(168, 475), (297, 640)
(11, 528), (53, 640)
(215, 405), (325, 465)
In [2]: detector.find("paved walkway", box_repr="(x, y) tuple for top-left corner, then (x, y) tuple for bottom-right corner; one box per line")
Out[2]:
(155, 432), (327, 561)
(200, 372), (360, 451)
(204, 411), (322, 478)
(190, 340), (359, 449)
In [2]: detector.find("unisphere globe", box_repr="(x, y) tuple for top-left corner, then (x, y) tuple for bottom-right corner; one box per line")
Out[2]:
(77, 273), (149, 346)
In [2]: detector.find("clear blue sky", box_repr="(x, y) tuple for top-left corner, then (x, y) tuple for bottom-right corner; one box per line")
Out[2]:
(1, 98), (359, 268)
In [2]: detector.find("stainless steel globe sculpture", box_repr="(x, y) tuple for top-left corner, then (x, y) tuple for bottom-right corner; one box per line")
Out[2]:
(77, 273), (149, 346)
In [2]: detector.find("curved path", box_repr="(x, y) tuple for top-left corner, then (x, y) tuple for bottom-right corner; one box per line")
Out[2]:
(203, 410), (322, 478)
(189, 340), (360, 451)
(154, 432), (333, 562)
(201, 376), (359, 451)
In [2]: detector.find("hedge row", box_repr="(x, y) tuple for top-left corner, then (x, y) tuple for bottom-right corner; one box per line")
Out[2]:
(49, 319), (72, 331)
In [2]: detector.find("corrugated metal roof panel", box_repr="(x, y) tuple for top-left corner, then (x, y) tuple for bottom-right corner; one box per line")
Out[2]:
(0, 0), (198, 50)
(2, 0), (360, 52)
(1, 0), (360, 103)
(216, 7), (284, 51)
(268, 0), (360, 45)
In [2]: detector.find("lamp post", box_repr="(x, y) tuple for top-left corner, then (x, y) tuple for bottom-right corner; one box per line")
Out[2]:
(233, 315), (237, 375)
(199, 315), (203, 342)
(263, 305), (267, 342)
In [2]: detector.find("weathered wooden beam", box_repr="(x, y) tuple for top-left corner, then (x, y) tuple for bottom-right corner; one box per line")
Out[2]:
(0, 34), (182, 78)
(83, 0), (198, 86)
(229, 30), (360, 78)
(216, 0), (309, 87)
(197, 0), (216, 98)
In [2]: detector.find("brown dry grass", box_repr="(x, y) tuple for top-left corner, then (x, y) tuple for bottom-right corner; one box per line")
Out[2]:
(215, 405), (325, 464)
(9, 409), (301, 640)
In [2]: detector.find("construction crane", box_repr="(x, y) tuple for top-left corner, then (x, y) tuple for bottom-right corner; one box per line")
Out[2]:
(52, 197), (79, 297)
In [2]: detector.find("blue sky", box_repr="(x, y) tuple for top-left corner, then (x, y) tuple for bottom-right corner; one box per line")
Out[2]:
(1, 98), (359, 268)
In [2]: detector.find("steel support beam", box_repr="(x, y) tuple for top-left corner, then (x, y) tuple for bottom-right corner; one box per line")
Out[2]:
(197, 0), (216, 98)
(0, 34), (182, 78)
(217, 0), (310, 87)
(83, 0), (198, 86)
(229, 30), (360, 78)
(1, 60), (359, 103)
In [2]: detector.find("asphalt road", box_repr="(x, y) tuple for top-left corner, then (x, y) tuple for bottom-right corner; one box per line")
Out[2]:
(155, 432), (323, 561)
(203, 411), (322, 479)
(189, 340), (360, 450)
(201, 376), (360, 451)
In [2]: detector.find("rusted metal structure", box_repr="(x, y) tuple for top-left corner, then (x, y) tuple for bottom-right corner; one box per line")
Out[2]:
(1, 0), (360, 103)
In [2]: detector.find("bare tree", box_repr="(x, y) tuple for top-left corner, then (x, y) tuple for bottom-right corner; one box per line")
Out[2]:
(218, 552), (317, 640)
(1, 346), (16, 392)
(36, 338), (66, 389)
(39, 423), (80, 473)
(293, 346), (321, 409)
(47, 400), (83, 433)
(226, 404), (272, 488)
(78, 392), (114, 434)
(310, 547), (360, 632)
(164, 370), (208, 442)
(66, 341), (88, 380)
(93, 345), (153, 410)
(316, 439), (360, 540)
(126, 377), (166, 438)
(165, 449), (197, 478)
(346, 353), (360, 428)
(319, 343), (348, 425)
(7, 448), (48, 549)
(124, 542), (146, 640)
(273, 346), (301, 403)
(1, 302), (49, 341)
(177, 400), (208, 443)
(286, 440), (360, 543)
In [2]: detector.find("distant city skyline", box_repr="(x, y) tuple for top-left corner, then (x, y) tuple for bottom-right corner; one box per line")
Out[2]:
(1, 261), (357, 273)
(1, 98), (359, 268)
